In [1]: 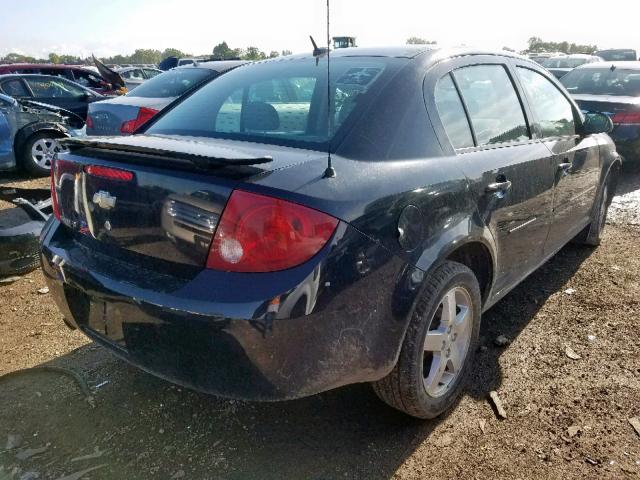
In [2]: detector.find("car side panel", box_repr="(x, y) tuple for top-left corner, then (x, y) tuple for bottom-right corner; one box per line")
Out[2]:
(0, 106), (17, 169)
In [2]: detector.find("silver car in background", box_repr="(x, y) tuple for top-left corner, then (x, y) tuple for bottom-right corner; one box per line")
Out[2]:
(86, 60), (246, 136)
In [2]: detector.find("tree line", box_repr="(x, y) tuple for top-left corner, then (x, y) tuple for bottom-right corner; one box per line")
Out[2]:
(404, 37), (599, 55)
(0, 37), (602, 65)
(0, 42), (294, 66)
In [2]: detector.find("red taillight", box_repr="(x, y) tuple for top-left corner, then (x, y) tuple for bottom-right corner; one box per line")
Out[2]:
(120, 107), (159, 134)
(206, 190), (339, 272)
(611, 111), (640, 125)
(51, 158), (79, 221)
(85, 165), (134, 182)
(85, 114), (94, 129)
(51, 162), (60, 220)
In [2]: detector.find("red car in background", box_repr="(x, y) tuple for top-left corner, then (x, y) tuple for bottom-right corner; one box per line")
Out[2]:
(0, 64), (119, 95)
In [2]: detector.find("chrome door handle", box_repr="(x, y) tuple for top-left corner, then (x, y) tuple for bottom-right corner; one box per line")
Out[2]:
(485, 180), (512, 193)
(558, 162), (572, 171)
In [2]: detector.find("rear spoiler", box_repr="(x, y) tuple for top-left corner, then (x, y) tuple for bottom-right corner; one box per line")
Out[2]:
(60, 137), (273, 169)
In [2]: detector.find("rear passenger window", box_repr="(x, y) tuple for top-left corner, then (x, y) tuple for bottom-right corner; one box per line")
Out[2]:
(1, 79), (29, 97)
(453, 65), (529, 146)
(435, 74), (474, 149)
(517, 67), (575, 137)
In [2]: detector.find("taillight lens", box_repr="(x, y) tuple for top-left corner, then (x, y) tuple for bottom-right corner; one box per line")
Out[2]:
(51, 161), (60, 220)
(206, 190), (338, 272)
(120, 107), (159, 134)
(611, 111), (640, 125)
(84, 165), (134, 182)
(85, 114), (94, 129)
(51, 158), (79, 221)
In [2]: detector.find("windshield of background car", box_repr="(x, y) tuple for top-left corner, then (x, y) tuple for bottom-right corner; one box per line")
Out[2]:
(542, 57), (589, 69)
(147, 57), (398, 150)
(561, 68), (640, 96)
(126, 68), (213, 98)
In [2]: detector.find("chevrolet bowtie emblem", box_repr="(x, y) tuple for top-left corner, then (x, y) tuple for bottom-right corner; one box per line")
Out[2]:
(93, 190), (117, 210)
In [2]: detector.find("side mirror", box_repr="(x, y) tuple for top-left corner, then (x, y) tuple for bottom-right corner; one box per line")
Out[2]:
(580, 112), (613, 135)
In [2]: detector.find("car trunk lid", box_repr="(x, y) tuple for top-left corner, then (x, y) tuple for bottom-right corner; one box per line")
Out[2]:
(53, 135), (323, 267)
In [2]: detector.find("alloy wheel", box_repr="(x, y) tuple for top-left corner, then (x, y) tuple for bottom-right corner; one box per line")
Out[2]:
(423, 286), (473, 397)
(31, 138), (67, 169)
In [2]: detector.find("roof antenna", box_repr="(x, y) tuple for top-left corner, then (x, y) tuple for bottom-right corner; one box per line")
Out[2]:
(321, 0), (336, 178)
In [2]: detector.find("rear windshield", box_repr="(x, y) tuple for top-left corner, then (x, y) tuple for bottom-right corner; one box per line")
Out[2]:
(126, 68), (214, 98)
(597, 50), (637, 61)
(146, 57), (396, 151)
(560, 68), (640, 96)
(542, 57), (590, 69)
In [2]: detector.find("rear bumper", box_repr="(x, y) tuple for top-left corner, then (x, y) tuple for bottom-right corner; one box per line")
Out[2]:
(610, 127), (640, 162)
(40, 218), (418, 400)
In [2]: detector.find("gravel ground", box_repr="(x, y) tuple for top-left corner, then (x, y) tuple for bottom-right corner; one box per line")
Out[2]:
(0, 170), (639, 480)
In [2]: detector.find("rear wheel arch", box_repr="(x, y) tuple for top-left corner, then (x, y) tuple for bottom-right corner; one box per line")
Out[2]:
(444, 240), (494, 306)
(14, 123), (68, 159)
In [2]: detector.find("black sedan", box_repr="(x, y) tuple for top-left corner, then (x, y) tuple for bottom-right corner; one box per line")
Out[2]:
(0, 74), (105, 128)
(561, 62), (640, 163)
(42, 47), (619, 419)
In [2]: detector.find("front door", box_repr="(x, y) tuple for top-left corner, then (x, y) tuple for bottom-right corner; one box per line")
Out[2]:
(514, 66), (601, 253)
(23, 76), (89, 120)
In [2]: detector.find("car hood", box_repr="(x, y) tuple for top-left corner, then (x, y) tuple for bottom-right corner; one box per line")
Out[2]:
(93, 55), (126, 89)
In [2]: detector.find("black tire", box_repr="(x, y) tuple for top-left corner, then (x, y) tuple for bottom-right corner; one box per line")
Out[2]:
(372, 261), (481, 419)
(19, 131), (66, 177)
(574, 173), (615, 247)
(0, 207), (43, 277)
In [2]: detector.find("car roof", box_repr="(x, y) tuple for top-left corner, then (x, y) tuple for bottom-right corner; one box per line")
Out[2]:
(574, 61), (640, 70)
(545, 53), (599, 59)
(0, 63), (89, 70)
(178, 60), (249, 72)
(244, 46), (534, 68)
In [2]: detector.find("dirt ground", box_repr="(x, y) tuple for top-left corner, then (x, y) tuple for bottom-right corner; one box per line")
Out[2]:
(1, 170), (639, 480)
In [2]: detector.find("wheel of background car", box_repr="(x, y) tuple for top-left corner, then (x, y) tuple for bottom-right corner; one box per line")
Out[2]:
(372, 261), (481, 419)
(20, 131), (68, 177)
(0, 206), (43, 277)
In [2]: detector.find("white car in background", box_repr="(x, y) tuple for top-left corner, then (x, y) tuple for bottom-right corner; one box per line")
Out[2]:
(115, 66), (162, 91)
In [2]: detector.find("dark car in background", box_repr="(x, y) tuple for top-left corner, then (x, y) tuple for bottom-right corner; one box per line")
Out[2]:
(561, 62), (640, 163)
(541, 54), (603, 79)
(596, 49), (638, 62)
(43, 47), (619, 419)
(0, 64), (117, 95)
(0, 74), (105, 128)
(86, 60), (245, 136)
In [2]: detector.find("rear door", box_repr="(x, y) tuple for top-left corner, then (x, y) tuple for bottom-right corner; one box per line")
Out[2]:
(427, 57), (558, 295)
(514, 64), (601, 253)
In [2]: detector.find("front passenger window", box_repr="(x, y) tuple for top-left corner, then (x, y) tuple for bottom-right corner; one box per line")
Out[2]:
(516, 67), (575, 137)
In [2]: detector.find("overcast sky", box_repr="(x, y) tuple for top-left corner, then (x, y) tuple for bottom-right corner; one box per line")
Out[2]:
(1, 0), (639, 58)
